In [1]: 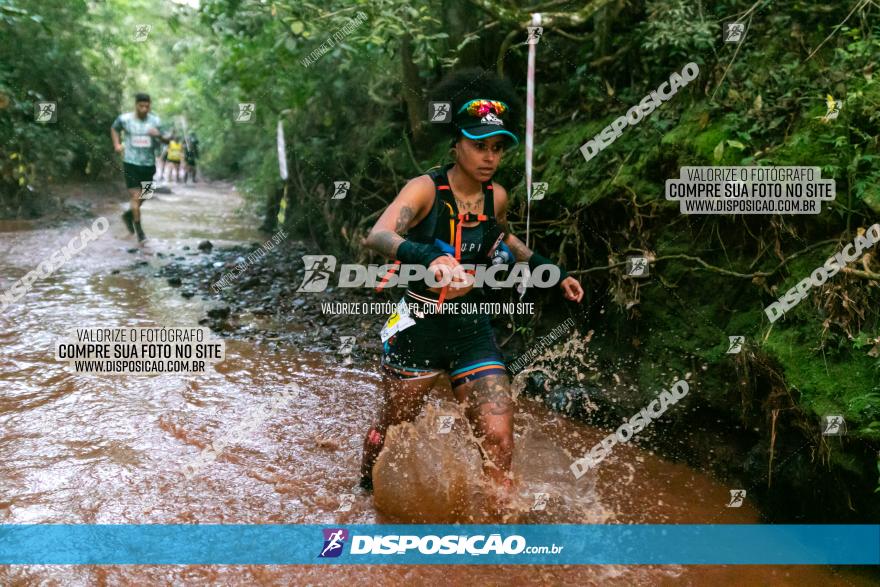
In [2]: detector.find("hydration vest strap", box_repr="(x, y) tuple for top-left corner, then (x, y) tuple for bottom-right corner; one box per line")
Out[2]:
(374, 259), (401, 293)
(377, 166), (496, 304)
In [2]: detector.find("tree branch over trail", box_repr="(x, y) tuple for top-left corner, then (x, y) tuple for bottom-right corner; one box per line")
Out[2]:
(466, 0), (618, 29)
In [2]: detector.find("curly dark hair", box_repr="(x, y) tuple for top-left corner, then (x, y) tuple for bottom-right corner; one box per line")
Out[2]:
(428, 67), (523, 144)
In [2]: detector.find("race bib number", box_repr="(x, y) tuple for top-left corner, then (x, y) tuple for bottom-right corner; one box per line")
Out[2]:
(130, 135), (152, 148)
(380, 297), (416, 343)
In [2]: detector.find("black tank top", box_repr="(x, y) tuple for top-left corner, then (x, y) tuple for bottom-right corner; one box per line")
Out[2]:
(457, 224), (484, 262)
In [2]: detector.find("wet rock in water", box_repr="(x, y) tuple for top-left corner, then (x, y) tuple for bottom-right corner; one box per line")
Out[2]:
(182, 245), (190, 251)
(180, 291), (195, 299)
(136, 260), (149, 266)
(111, 269), (120, 275)
(544, 386), (590, 417)
(523, 372), (550, 397)
(209, 320), (234, 333)
(206, 306), (230, 319)
(167, 276), (182, 287)
(372, 402), (485, 522)
(241, 276), (260, 291)
(127, 248), (139, 254)
(198, 240), (213, 252)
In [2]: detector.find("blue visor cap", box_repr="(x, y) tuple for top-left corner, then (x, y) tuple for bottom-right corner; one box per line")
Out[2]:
(454, 99), (520, 146)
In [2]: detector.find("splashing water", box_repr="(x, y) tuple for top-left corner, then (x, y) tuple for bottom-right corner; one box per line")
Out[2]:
(372, 399), (612, 524)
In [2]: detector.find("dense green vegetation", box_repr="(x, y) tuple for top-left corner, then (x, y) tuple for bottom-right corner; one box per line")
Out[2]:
(1, 0), (877, 520)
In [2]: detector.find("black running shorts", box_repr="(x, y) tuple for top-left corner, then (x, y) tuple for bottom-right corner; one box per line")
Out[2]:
(123, 162), (156, 190)
(381, 290), (508, 388)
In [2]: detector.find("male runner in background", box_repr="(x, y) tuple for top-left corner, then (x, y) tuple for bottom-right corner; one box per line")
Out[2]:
(110, 93), (169, 242)
(183, 131), (199, 183)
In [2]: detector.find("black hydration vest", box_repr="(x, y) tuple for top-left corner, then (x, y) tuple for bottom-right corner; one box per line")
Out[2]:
(406, 163), (504, 262)
(376, 163), (506, 300)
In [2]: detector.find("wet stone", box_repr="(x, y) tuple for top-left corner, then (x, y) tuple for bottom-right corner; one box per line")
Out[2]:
(207, 306), (230, 319)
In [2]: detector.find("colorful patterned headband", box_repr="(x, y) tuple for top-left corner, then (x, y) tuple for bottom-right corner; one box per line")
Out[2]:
(457, 99), (508, 117)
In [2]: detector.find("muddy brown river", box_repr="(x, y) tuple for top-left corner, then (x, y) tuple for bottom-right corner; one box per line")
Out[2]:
(0, 182), (872, 585)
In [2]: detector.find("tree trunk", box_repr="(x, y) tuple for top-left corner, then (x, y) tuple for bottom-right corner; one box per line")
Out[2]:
(400, 32), (426, 150)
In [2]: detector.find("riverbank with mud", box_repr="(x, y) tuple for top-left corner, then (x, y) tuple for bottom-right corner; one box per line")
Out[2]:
(1, 180), (874, 585)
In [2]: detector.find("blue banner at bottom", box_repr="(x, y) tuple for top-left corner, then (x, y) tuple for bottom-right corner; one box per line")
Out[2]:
(0, 524), (877, 565)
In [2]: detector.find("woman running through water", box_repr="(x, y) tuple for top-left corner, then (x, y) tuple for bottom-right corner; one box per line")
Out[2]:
(359, 68), (584, 503)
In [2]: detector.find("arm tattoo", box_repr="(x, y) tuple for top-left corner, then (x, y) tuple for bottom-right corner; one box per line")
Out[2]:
(366, 205), (414, 258)
(496, 206), (533, 262)
(367, 231), (404, 258)
(394, 205), (415, 233)
(504, 234), (533, 263)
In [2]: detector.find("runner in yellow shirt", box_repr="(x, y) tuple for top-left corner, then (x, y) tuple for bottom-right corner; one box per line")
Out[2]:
(164, 135), (184, 183)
